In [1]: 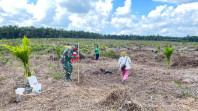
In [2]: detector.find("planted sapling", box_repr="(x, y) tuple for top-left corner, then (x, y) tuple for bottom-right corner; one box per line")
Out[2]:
(163, 46), (175, 69)
(1, 36), (32, 80)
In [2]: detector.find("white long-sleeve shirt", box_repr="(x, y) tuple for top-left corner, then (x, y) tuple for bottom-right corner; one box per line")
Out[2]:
(118, 56), (131, 70)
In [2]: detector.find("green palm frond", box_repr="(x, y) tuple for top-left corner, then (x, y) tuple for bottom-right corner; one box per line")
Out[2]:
(1, 36), (32, 79)
(174, 81), (184, 90)
(163, 46), (175, 68)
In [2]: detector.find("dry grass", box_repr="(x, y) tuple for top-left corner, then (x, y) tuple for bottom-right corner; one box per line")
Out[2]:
(171, 55), (198, 68)
(0, 50), (198, 111)
(100, 89), (141, 110)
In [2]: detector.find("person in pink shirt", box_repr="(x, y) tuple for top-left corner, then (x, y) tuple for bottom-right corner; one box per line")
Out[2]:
(118, 51), (131, 84)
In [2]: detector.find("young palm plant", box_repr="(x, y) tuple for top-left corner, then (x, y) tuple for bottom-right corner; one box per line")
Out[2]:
(174, 81), (189, 97)
(1, 36), (32, 80)
(158, 45), (161, 54)
(54, 45), (62, 60)
(163, 46), (175, 68)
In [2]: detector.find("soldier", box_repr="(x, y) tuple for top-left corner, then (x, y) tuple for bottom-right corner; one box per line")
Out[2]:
(60, 44), (79, 82)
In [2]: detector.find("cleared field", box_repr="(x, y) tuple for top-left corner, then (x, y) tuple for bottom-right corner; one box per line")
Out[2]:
(0, 38), (198, 110)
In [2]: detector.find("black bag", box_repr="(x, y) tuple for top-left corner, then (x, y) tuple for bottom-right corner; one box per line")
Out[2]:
(121, 64), (126, 70)
(121, 57), (128, 70)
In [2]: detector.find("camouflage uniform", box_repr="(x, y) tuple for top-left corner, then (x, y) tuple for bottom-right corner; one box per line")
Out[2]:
(60, 46), (76, 81)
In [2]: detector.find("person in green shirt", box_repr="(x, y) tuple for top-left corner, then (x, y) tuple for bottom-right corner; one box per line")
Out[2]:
(60, 44), (79, 82)
(95, 45), (99, 60)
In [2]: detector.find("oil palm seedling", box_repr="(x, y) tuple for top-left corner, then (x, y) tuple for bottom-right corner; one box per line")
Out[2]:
(101, 44), (106, 51)
(1, 36), (32, 80)
(174, 81), (190, 97)
(158, 45), (160, 53)
(163, 46), (175, 69)
(54, 45), (62, 60)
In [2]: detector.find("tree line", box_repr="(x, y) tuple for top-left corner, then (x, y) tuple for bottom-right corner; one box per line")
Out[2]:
(0, 25), (198, 42)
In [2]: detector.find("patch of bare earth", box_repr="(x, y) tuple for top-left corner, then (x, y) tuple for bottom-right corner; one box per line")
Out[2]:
(0, 51), (198, 111)
(171, 53), (198, 69)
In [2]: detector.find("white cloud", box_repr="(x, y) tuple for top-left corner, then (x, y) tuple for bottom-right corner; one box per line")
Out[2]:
(148, 5), (167, 17)
(110, 0), (139, 34)
(0, 0), (34, 26)
(111, 17), (134, 29)
(123, 2), (198, 36)
(115, 0), (131, 15)
(153, 0), (197, 4)
(94, 0), (113, 16)
(67, 14), (100, 32)
(0, 0), (57, 26)
(0, 0), (30, 15)
(65, 0), (114, 32)
(30, 0), (52, 21)
(0, 17), (2, 21)
(55, 0), (92, 14)
(0, 0), (198, 37)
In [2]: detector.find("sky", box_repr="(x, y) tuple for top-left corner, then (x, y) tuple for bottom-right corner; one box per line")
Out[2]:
(0, 0), (198, 37)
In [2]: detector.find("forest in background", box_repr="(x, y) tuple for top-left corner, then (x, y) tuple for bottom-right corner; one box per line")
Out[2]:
(0, 25), (198, 42)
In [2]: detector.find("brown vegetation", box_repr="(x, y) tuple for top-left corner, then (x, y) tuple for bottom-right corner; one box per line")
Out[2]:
(1, 47), (198, 111)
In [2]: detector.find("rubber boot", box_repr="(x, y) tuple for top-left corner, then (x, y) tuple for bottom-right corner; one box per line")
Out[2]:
(65, 72), (71, 82)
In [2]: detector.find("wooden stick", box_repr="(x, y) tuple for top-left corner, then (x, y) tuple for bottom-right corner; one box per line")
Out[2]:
(78, 42), (80, 83)
(98, 42), (100, 57)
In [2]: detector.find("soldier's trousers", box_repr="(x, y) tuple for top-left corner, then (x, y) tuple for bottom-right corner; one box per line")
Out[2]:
(63, 61), (73, 80)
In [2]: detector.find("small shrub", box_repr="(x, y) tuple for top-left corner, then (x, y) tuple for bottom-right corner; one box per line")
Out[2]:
(118, 43), (124, 47)
(163, 46), (175, 68)
(87, 51), (91, 54)
(113, 44), (117, 48)
(101, 44), (106, 51)
(0, 46), (8, 55)
(101, 50), (119, 58)
(3, 58), (9, 65)
(31, 45), (44, 52)
(52, 73), (65, 80)
(174, 81), (190, 97)
(92, 43), (98, 47)
(32, 44), (50, 54)
(48, 63), (57, 69)
(108, 43), (117, 48)
(54, 45), (63, 60)
(158, 45), (160, 53)
(81, 48), (89, 53)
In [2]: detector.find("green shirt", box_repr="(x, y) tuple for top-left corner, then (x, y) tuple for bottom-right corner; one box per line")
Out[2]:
(95, 47), (99, 54)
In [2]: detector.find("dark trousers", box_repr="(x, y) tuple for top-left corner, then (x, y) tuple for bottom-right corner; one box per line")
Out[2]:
(96, 54), (99, 60)
(63, 61), (73, 80)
